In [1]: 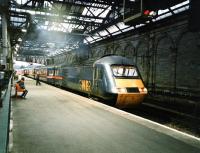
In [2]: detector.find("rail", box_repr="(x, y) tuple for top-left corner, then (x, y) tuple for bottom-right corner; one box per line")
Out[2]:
(0, 76), (12, 153)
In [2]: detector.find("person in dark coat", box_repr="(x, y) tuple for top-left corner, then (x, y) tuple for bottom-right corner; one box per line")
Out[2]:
(36, 73), (41, 86)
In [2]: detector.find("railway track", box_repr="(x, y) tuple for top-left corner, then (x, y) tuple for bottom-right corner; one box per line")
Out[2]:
(123, 102), (200, 138)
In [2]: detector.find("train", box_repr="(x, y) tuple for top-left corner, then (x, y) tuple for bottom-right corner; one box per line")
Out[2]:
(24, 55), (148, 108)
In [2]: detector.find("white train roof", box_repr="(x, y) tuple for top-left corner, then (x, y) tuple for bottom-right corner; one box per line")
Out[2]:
(94, 55), (134, 66)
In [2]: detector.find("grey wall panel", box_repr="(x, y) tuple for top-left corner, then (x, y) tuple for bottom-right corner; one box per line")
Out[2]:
(176, 32), (200, 92)
(136, 41), (149, 84)
(155, 35), (175, 89)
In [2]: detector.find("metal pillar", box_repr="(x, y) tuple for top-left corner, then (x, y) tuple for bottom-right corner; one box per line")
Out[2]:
(7, 33), (13, 70)
(1, 10), (12, 71)
(1, 12), (8, 69)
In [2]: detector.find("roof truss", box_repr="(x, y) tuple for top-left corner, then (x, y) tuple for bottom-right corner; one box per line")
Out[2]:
(0, 0), (188, 57)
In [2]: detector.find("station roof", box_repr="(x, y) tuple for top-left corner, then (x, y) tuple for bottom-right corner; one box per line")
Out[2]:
(0, 0), (189, 57)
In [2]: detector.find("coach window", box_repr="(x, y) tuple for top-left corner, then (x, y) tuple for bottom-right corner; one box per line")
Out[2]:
(94, 67), (98, 80)
(94, 66), (103, 80)
(55, 69), (58, 76)
(99, 68), (103, 79)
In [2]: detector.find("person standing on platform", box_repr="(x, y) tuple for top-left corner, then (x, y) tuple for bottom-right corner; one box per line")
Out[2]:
(36, 73), (41, 86)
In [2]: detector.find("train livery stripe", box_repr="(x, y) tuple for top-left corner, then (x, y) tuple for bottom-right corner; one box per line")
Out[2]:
(46, 76), (63, 80)
(53, 76), (63, 80)
(39, 74), (47, 78)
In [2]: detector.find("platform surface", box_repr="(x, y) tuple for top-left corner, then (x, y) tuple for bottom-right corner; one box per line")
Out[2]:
(11, 78), (200, 153)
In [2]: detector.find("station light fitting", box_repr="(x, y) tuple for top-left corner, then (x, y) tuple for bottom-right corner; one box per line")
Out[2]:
(15, 44), (20, 48)
(15, 44), (20, 51)
(18, 38), (22, 42)
(21, 29), (27, 32)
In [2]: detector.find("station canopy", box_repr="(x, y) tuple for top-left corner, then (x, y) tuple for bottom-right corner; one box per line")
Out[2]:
(1, 0), (190, 56)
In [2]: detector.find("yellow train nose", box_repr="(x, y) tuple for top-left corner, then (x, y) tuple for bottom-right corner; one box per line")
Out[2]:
(116, 93), (147, 108)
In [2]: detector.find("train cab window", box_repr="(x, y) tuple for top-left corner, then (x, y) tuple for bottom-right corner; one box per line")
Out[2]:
(111, 65), (138, 77)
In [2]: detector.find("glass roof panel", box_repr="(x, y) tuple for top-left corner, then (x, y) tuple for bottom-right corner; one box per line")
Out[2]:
(41, 25), (47, 30)
(83, 39), (88, 44)
(99, 6), (111, 18)
(171, 0), (189, 9)
(86, 37), (94, 42)
(135, 24), (145, 28)
(112, 31), (122, 36)
(95, 37), (103, 41)
(157, 9), (169, 15)
(155, 9), (172, 21)
(45, 21), (49, 26)
(16, 0), (29, 4)
(117, 22), (129, 30)
(107, 25), (119, 34)
(122, 27), (134, 32)
(82, 8), (88, 15)
(173, 5), (189, 14)
(92, 36), (100, 40)
(92, 8), (104, 16)
(10, 16), (26, 22)
(81, 5), (110, 23)
(99, 30), (109, 37)
(95, 19), (103, 23)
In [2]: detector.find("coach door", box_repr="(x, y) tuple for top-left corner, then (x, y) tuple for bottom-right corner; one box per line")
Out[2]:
(93, 65), (103, 96)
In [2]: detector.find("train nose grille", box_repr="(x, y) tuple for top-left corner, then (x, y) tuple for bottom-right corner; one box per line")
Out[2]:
(126, 87), (139, 93)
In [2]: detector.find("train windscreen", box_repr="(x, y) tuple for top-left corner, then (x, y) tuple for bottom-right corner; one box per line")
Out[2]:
(111, 65), (138, 77)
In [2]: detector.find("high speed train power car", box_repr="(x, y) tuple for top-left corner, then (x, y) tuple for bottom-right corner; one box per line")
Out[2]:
(25, 55), (148, 108)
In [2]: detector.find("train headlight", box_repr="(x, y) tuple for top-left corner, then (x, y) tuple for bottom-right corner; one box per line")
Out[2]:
(117, 88), (127, 93)
(139, 87), (148, 93)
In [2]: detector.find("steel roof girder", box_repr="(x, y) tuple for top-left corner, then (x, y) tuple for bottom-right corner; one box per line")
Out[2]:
(33, 15), (101, 27)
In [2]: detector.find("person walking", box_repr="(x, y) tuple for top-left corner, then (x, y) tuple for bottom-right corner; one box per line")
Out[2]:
(36, 73), (41, 86)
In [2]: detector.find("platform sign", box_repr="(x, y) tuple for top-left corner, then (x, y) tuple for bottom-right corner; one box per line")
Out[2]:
(123, 0), (143, 25)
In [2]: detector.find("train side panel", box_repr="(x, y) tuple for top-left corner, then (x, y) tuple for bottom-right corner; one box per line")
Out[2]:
(91, 64), (116, 102)
(38, 67), (48, 82)
(62, 66), (93, 93)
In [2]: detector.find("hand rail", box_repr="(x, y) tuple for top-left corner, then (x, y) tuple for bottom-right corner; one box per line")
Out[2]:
(0, 76), (12, 153)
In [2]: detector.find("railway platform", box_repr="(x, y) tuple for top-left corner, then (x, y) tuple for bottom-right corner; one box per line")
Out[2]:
(10, 78), (200, 153)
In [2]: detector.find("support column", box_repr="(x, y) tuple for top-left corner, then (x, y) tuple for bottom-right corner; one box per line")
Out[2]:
(1, 11), (12, 71)
(7, 33), (13, 70)
(1, 12), (8, 69)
